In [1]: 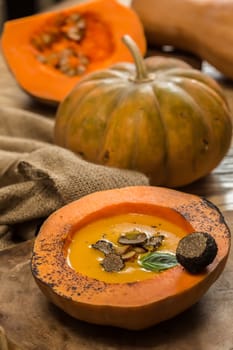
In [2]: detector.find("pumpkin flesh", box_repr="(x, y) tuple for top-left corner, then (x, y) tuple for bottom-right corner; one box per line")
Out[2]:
(1, 0), (146, 104)
(31, 186), (231, 330)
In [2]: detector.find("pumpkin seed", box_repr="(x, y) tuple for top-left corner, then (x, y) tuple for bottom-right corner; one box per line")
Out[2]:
(31, 10), (89, 76)
(60, 48), (75, 57)
(41, 33), (54, 46)
(31, 36), (44, 50)
(76, 65), (86, 75)
(114, 245), (131, 255)
(46, 53), (59, 67)
(79, 55), (89, 65)
(66, 69), (79, 77)
(118, 231), (147, 245)
(134, 246), (147, 254)
(121, 250), (136, 261)
(36, 54), (47, 63)
(66, 27), (82, 41)
(77, 18), (86, 30)
(68, 13), (82, 23)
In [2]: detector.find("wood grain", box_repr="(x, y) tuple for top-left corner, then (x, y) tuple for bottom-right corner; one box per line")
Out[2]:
(0, 5), (233, 346)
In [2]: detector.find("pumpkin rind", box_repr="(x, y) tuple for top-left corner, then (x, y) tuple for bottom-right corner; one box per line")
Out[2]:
(54, 37), (232, 187)
(1, 0), (146, 104)
(31, 186), (231, 330)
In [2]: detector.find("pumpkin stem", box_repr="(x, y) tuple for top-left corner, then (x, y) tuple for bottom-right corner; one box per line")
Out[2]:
(122, 35), (149, 81)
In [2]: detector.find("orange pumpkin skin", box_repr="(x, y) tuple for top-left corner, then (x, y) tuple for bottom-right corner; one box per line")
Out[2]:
(54, 37), (232, 187)
(1, 0), (146, 104)
(31, 186), (230, 330)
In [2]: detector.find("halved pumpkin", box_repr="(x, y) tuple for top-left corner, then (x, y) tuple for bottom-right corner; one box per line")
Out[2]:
(1, 0), (146, 104)
(31, 186), (230, 330)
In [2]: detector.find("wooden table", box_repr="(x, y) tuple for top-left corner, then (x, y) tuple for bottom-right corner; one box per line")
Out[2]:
(0, 21), (233, 350)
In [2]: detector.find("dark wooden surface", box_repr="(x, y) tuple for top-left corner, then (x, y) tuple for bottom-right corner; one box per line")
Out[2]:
(0, 3), (233, 347)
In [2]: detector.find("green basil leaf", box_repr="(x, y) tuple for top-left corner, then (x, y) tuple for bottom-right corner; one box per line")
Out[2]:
(139, 251), (178, 272)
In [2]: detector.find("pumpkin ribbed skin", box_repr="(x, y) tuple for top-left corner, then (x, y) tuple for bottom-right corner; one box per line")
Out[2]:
(54, 37), (232, 187)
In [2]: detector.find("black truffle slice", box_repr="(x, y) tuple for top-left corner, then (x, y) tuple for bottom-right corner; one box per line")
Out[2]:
(144, 235), (165, 251)
(101, 253), (125, 272)
(176, 232), (218, 274)
(91, 240), (114, 255)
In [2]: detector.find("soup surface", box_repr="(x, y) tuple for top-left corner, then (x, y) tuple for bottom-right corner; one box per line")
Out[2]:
(67, 212), (191, 283)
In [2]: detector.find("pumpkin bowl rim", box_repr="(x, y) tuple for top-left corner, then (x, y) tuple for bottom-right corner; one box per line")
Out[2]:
(31, 186), (230, 309)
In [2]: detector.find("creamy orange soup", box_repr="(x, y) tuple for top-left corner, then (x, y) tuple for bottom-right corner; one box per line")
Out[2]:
(67, 212), (191, 283)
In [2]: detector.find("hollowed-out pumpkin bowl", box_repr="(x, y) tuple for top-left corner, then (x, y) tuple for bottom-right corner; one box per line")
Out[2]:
(31, 186), (231, 330)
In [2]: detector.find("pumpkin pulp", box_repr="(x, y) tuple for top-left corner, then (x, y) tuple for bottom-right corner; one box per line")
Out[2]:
(31, 11), (114, 77)
(67, 212), (193, 283)
(1, 0), (146, 103)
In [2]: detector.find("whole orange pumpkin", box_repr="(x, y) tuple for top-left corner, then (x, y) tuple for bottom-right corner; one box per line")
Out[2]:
(54, 35), (232, 187)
